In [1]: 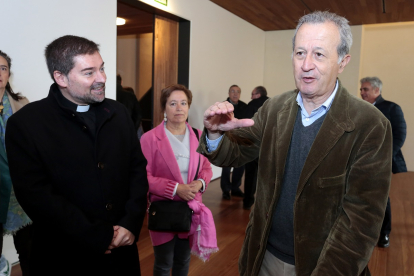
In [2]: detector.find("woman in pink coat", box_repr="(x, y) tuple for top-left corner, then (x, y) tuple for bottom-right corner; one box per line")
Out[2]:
(140, 84), (218, 276)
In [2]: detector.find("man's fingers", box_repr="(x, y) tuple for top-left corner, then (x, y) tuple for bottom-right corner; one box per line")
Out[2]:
(235, 119), (255, 128)
(205, 101), (234, 118)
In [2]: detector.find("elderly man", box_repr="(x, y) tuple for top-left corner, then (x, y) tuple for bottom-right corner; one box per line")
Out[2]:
(198, 11), (392, 276)
(6, 35), (148, 276)
(360, 76), (407, 248)
(242, 86), (269, 210)
(220, 84), (247, 200)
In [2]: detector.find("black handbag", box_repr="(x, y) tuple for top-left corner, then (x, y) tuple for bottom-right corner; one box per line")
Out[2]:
(147, 128), (200, 232)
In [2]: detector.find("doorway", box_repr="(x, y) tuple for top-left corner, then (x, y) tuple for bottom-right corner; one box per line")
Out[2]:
(116, 0), (190, 131)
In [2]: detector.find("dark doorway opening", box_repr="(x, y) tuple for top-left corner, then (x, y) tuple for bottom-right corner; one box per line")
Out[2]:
(117, 0), (190, 132)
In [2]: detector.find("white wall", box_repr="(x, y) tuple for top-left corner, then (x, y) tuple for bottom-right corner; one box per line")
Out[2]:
(4, 0), (117, 102)
(117, 33), (152, 100)
(3, 0), (117, 264)
(117, 35), (138, 92)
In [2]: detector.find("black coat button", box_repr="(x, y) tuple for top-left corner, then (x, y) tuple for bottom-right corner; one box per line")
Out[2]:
(82, 125), (87, 131)
(106, 203), (113, 210)
(98, 162), (104, 169)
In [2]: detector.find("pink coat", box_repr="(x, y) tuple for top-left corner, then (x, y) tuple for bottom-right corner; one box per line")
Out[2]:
(140, 122), (213, 246)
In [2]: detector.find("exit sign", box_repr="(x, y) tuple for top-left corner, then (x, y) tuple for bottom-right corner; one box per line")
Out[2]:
(155, 0), (167, 5)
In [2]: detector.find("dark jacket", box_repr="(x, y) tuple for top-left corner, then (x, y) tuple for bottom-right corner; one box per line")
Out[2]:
(243, 96), (269, 119)
(117, 84), (142, 131)
(6, 84), (148, 275)
(374, 95), (407, 173)
(199, 80), (392, 276)
(226, 97), (247, 119)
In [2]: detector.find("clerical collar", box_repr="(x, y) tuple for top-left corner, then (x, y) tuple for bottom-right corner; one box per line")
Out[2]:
(55, 86), (90, 112)
(76, 105), (90, 112)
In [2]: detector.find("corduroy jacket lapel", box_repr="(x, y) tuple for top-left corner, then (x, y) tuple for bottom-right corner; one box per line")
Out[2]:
(296, 80), (355, 197)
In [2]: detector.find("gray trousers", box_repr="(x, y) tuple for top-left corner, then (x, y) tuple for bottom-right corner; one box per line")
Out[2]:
(258, 250), (296, 276)
(153, 235), (191, 276)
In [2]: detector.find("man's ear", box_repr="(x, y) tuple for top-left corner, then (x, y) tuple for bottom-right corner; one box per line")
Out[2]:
(338, 54), (351, 73)
(53, 71), (68, 88)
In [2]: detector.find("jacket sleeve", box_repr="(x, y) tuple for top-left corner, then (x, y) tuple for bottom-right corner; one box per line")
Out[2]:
(6, 117), (114, 254)
(389, 104), (407, 159)
(311, 119), (392, 276)
(140, 133), (178, 200)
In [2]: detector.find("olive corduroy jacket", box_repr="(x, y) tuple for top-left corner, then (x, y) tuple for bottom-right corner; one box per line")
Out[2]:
(198, 80), (392, 276)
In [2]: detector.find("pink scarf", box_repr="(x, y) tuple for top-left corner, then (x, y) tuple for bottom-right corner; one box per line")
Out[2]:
(188, 200), (219, 261)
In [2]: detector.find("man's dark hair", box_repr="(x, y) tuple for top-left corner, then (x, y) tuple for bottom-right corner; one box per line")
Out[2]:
(229, 84), (240, 92)
(254, 86), (267, 97)
(45, 35), (100, 82)
(117, 74), (122, 85)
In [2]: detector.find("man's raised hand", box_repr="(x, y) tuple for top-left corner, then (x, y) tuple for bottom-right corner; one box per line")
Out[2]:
(203, 101), (254, 139)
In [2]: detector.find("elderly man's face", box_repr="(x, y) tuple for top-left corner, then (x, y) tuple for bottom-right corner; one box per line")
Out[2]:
(229, 86), (241, 104)
(360, 82), (380, 104)
(293, 22), (349, 99)
(251, 89), (260, 100)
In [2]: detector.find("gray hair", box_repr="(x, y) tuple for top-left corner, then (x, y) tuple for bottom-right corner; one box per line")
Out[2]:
(360, 76), (383, 93)
(292, 11), (353, 64)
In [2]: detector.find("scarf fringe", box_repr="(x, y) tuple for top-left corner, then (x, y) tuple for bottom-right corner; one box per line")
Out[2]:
(2, 221), (32, 236)
(190, 229), (219, 262)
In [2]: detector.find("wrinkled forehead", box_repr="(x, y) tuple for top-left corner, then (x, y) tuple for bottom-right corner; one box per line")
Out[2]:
(295, 22), (341, 47)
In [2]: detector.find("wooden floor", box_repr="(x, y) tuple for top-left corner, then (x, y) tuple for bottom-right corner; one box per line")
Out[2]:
(11, 172), (414, 276)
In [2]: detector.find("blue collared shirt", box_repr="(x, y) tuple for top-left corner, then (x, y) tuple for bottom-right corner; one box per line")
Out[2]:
(296, 80), (338, 126)
(206, 81), (339, 151)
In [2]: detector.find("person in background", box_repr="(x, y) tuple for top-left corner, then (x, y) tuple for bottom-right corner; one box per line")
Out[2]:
(221, 84), (247, 200)
(0, 50), (32, 276)
(116, 74), (142, 132)
(5, 35), (148, 276)
(140, 84), (217, 276)
(242, 86), (269, 210)
(198, 11), (392, 276)
(360, 76), (407, 248)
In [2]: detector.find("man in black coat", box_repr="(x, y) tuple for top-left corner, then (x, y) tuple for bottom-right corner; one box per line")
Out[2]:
(242, 86), (269, 209)
(116, 74), (142, 132)
(360, 76), (407, 248)
(221, 85), (247, 200)
(5, 35), (149, 276)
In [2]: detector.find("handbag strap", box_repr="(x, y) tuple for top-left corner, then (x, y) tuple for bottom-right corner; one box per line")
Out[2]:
(192, 127), (200, 181)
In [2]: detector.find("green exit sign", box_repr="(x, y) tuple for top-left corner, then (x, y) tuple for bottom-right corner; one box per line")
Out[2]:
(155, 0), (167, 5)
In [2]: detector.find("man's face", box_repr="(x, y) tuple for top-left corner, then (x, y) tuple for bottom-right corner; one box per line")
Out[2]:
(60, 52), (106, 105)
(0, 56), (10, 92)
(293, 22), (349, 99)
(251, 89), (260, 100)
(228, 86), (241, 103)
(360, 82), (380, 104)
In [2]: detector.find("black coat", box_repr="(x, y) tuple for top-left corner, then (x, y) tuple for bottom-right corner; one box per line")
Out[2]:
(375, 95), (407, 173)
(5, 84), (149, 275)
(226, 97), (247, 119)
(243, 96), (269, 119)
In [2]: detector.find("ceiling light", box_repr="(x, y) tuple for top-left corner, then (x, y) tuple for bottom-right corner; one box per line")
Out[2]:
(116, 17), (126, 26)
